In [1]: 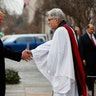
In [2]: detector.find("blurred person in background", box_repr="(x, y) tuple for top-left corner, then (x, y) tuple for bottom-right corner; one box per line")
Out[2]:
(74, 26), (81, 41)
(0, 11), (32, 96)
(30, 8), (87, 96)
(78, 24), (96, 95)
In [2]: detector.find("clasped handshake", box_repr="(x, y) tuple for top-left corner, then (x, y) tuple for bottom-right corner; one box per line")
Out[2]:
(21, 49), (33, 62)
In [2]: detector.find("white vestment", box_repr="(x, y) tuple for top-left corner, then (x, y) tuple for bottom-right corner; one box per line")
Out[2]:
(31, 27), (79, 96)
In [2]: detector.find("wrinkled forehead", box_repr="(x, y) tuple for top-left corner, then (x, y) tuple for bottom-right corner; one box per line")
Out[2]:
(47, 15), (53, 19)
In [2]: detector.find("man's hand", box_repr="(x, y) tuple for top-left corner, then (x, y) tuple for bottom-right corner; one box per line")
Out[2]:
(21, 49), (32, 61)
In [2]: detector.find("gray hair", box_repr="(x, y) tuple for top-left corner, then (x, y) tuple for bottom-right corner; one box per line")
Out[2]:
(46, 8), (65, 21)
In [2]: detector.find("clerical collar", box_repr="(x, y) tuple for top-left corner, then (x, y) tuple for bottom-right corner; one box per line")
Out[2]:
(58, 20), (66, 27)
(58, 20), (74, 31)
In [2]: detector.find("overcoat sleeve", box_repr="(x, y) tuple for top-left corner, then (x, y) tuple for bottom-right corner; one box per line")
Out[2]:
(3, 46), (21, 61)
(0, 39), (22, 62)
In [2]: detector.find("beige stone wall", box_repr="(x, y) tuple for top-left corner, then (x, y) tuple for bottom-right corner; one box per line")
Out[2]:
(27, 0), (51, 39)
(27, 0), (37, 24)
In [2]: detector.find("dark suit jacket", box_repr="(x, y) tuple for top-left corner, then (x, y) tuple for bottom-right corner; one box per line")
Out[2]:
(78, 32), (96, 76)
(0, 39), (21, 96)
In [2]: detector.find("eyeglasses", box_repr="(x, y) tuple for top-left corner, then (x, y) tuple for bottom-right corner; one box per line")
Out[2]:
(48, 18), (55, 21)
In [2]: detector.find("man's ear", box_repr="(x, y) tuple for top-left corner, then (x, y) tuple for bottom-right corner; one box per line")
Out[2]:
(56, 18), (60, 24)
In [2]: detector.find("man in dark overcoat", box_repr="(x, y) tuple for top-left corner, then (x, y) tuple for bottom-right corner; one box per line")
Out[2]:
(0, 11), (32, 96)
(78, 24), (96, 94)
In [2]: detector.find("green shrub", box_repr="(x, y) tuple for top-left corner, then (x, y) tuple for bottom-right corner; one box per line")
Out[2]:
(5, 69), (20, 84)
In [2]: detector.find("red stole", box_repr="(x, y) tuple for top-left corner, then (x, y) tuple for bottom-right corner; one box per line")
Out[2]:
(63, 24), (87, 96)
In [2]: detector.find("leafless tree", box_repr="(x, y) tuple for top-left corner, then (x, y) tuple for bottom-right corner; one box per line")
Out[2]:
(33, 0), (96, 33)
(1, 0), (96, 34)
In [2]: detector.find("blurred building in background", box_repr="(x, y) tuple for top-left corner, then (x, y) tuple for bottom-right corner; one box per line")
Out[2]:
(0, 0), (52, 39)
(27, 0), (51, 39)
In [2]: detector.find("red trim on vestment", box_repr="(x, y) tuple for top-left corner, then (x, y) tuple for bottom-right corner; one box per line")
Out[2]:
(63, 25), (87, 96)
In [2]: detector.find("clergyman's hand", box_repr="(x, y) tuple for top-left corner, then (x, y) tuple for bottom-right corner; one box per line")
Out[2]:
(21, 49), (32, 61)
